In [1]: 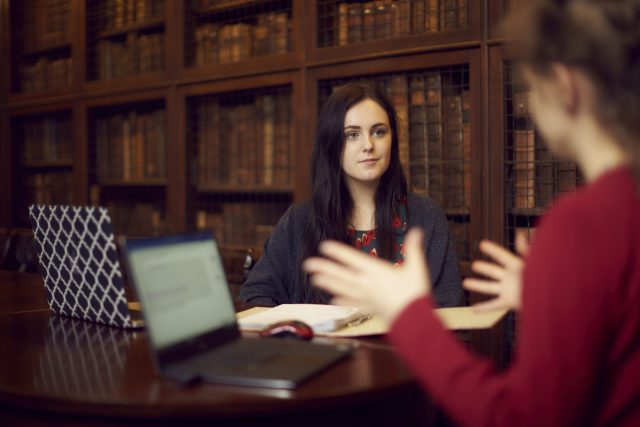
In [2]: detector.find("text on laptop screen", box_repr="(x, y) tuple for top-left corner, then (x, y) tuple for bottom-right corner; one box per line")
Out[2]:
(127, 237), (235, 349)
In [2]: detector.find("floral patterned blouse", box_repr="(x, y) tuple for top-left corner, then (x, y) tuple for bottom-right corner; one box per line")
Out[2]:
(347, 199), (408, 267)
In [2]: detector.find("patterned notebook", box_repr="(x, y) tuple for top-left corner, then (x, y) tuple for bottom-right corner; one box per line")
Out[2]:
(29, 205), (137, 328)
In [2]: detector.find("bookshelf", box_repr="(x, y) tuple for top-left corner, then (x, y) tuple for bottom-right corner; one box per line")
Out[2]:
(86, 0), (166, 84)
(0, 0), (584, 290)
(9, 108), (75, 228)
(87, 97), (168, 237)
(187, 83), (294, 249)
(8, 0), (73, 96)
(488, 47), (583, 252)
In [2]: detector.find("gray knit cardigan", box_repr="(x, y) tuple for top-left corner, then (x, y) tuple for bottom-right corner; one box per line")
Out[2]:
(239, 193), (462, 307)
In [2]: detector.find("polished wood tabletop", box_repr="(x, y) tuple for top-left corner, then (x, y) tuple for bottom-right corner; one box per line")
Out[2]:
(0, 271), (434, 427)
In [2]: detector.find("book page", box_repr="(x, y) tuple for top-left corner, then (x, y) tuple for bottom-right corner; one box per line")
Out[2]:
(237, 306), (508, 337)
(237, 304), (367, 333)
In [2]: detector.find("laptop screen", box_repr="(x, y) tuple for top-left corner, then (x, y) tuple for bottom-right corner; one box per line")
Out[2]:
(125, 233), (236, 350)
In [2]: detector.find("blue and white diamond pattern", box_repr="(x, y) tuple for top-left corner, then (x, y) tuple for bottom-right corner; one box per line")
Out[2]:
(29, 205), (133, 327)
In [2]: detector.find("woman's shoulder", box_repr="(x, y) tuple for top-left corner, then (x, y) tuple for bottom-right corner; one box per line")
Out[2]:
(406, 193), (447, 218)
(274, 199), (312, 229)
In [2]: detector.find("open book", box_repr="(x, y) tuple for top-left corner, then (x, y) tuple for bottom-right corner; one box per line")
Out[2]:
(237, 304), (370, 333)
(237, 305), (509, 337)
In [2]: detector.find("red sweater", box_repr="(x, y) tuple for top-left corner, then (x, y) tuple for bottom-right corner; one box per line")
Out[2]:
(389, 167), (640, 427)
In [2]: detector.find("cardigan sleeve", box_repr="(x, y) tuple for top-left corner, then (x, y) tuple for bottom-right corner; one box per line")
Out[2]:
(408, 194), (462, 307)
(238, 204), (302, 306)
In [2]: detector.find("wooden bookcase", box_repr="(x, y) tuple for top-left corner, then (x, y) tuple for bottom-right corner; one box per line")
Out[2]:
(0, 0), (587, 268)
(1, 0), (587, 364)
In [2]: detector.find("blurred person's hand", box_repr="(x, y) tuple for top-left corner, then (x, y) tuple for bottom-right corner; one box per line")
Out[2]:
(463, 231), (530, 312)
(304, 228), (430, 324)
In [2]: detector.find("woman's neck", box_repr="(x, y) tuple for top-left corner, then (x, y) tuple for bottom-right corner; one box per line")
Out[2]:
(346, 179), (378, 230)
(571, 118), (629, 182)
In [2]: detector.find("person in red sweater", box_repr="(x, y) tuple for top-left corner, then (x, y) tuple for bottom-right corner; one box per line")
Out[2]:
(303, 1), (640, 426)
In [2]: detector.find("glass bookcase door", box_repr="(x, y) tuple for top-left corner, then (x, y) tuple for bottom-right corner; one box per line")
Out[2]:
(186, 84), (294, 251)
(184, 0), (294, 68)
(9, 0), (73, 94)
(316, 0), (470, 49)
(86, 0), (166, 82)
(88, 99), (168, 236)
(10, 110), (74, 227)
(503, 61), (583, 251)
(317, 64), (473, 265)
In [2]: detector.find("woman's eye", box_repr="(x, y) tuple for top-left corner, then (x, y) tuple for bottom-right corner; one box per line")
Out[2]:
(345, 132), (359, 141)
(373, 129), (386, 137)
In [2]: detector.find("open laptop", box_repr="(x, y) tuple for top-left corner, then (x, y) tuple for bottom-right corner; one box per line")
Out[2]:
(120, 231), (352, 389)
(28, 205), (144, 328)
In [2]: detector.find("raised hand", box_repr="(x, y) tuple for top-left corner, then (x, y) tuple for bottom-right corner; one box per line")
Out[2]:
(463, 231), (529, 312)
(303, 228), (431, 324)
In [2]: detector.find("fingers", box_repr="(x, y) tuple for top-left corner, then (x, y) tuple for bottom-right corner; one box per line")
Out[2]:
(463, 278), (501, 296)
(471, 260), (505, 281)
(404, 228), (430, 279)
(479, 240), (519, 267)
(318, 240), (384, 274)
(472, 297), (507, 312)
(304, 257), (362, 296)
(515, 230), (530, 256)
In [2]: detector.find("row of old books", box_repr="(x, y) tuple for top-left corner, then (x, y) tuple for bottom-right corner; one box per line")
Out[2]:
(20, 116), (72, 163)
(406, 73), (471, 211)
(509, 83), (580, 210)
(107, 201), (165, 236)
(96, 32), (164, 81)
(511, 129), (580, 211)
(21, 0), (70, 48)
(95, 109), (166, 183)
(192, 12), (290, 66)
(334, 0), (467, 46)
(23, 172), (73, 207)
(196, 93), (292, 187)
(19, 57), (72, 92)
(196, 201), (289, 247)
(100, 0), (165, 32)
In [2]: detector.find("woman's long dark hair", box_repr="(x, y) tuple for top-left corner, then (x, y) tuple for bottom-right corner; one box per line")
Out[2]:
(298, 82), (408, 302)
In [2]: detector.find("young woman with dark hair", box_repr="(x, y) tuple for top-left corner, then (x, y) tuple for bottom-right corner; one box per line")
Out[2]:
(305, 1), (640, 426)
(239, 83), (461, 306)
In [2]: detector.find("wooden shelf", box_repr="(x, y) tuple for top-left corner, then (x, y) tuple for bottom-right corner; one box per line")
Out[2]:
(195, 184), (294, 194)
(22, 41), (71, 57)
(508, 207), (547, 216)
(444, 207), (471, 217)
(96, 179), (168, 187)
(98, 18), (165, 39)
(193, 0), (274, 15)
(21, 159), (74, 168)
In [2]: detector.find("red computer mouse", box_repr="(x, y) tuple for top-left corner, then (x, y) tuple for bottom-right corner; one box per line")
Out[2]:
(259, 320), (314, 341)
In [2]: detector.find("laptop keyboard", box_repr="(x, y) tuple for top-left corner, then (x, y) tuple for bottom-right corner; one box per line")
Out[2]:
(176, 338), (327, 374)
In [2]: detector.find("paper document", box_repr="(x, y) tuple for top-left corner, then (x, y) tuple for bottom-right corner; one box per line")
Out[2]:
(237, 305), (508, 337)
(237, 304), (369, 333)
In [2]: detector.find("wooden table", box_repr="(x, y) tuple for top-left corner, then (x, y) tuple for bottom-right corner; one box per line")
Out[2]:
(0, 271), (435, 427)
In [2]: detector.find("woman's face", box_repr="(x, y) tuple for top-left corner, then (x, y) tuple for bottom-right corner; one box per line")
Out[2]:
(340, 98), (392, 189)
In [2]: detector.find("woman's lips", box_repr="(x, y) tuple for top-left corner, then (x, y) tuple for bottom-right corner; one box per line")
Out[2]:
(359, 158), (379, 165)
